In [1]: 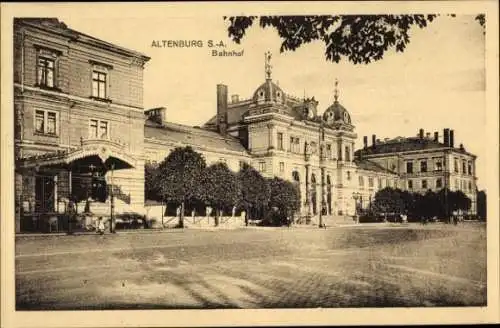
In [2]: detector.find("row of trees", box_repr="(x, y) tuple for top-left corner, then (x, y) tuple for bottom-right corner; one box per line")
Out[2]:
(370, 187), (474, 221)
(146, 146), (301, 227)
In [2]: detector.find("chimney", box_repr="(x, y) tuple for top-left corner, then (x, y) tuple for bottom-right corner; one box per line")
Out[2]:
(419, 128), (424, 139)
(443, 128), (450, 146)
(217, 84), (228, 135)
(434, 131), (439, 142)
(363, 136), (368, 149)
(372, 134), (376, 147)
(231, 94), (239, 103)
(449, 129), (455, 148)
(426, 132), (431, 139)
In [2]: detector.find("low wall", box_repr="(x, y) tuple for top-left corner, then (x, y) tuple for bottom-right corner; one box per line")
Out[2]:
(144, 205), (245, 229)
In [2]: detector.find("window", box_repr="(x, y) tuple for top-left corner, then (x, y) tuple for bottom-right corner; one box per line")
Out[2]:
(435, 159), (442, 171)
(92, 71), (107, 99)
(455, 179), (459, 189)
(468, 181), (472, 191)
(258, 161), (266, 172)
(359, 176), (364, 187)
(279, 162), (284, 173)
(368, 177), (374, 188)
(420, 160), (427, 173)
(37, 57), (55, 88)
(454, 158), (459, 173)
(277, 132), (284, 150)
(89, 119), (109, 139)
(436, 178), (442, 189)
(346, 171), (351, 180)
(326, 144), (332, 158)
(378, 178), (382, 189)
(468, 162), (472, 175)
(290, 137), (300, 153)
(34, 110), (58, 135)
(47, 112), (56, 134)
(422, 180), (428, 189)
(406, 162), (413, 174)
(408, 180), (413, 189)
(35, 110), (44, 133)
(239, 160), (246, 170)
(462, 160), (466, 174)
(345, 146), (351, 162)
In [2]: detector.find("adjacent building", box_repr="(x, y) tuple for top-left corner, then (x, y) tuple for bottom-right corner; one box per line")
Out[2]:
(355, 129), (478, 213)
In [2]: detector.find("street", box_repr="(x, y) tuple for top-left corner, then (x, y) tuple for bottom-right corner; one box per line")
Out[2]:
(16, 223), (487, 310)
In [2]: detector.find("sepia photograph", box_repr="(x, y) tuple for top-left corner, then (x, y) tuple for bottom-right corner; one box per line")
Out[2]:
(1, 1), (499, 327)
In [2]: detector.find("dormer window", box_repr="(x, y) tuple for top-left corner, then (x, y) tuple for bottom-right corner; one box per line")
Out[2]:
(343, 111), (350, 123)
(258, 90), (264, 98)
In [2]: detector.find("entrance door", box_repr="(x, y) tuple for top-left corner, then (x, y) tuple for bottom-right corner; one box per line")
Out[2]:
(35, 175), (55, 213)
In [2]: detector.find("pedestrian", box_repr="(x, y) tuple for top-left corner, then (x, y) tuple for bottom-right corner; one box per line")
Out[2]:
(97, 217), (105, 235)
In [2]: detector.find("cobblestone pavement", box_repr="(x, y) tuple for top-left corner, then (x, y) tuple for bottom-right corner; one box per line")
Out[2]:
(15, 224), (486, 310)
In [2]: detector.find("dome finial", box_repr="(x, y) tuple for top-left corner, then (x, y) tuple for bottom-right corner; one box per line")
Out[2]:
(265, 51), (272, 80)
(334, 78), (339, 102)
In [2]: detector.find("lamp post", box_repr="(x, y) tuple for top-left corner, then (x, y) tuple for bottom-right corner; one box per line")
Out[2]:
(109, 163), (115, 233)
(318, 122), (325, 228)
(352, 192), (361, 224)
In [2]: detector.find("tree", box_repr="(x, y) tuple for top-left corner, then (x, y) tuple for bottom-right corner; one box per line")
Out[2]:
(237, 163), (270, 225)
(372, 187), (404, 220)
(156, 146), (206, 228)
(267, 177), (301, 226)
(200, 162), (241, 227)
(477, 190), (487, 221)
(144, 162), (161, 202)
(224, 15), (485, 64)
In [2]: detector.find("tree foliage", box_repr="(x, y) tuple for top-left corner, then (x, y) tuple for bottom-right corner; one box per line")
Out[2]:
(237, 162), (270, 222)
(266, 177), (301, 226)
(372, 187), (405, 215)
(372, 187), (474, 221)
(144, 162), (161, 202)
(200, 162), (241, 226)
(224, 14), (485, 64)
(155, 146), (207, 227)
(477, 190), (487, 220)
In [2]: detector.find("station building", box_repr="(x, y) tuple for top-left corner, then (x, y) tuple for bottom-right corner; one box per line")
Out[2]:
(13, 19), (478, 232)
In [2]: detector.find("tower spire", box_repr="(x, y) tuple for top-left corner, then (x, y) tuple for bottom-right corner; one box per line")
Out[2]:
(265, 51), (272, 80)
(334, 78), (339, 102)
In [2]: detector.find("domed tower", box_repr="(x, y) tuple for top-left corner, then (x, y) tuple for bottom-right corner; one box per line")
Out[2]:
(322, 79), (354, 131)
(250, 51), (286, 106)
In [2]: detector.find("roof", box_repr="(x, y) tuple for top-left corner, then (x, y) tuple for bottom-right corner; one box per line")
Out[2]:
(15, 18), (150, 61)
(145, 119), (248, 154)
(354, 158), (397, 174)
(355, 136), (476, 157)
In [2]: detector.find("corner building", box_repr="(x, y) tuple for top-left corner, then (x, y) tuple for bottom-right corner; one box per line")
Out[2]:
(14, 18), (150, 232)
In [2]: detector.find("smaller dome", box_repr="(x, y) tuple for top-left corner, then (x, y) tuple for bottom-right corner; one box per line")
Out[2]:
(252, 79), (285, 104)
(323, 101), (352, 125)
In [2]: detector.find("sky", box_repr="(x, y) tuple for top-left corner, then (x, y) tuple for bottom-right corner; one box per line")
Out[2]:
(9, 5), (489, 189)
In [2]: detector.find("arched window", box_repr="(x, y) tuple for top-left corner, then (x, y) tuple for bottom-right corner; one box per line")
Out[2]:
(292, 171), (300, 183)
(326, 175), (331, 185)
(311, 173), (316, 185)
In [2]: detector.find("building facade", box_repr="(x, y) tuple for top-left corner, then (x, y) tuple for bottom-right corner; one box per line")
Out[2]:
(355, 129), (478, 213)
(14, 18), (150, 232)
(13, 19), (478, 232)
